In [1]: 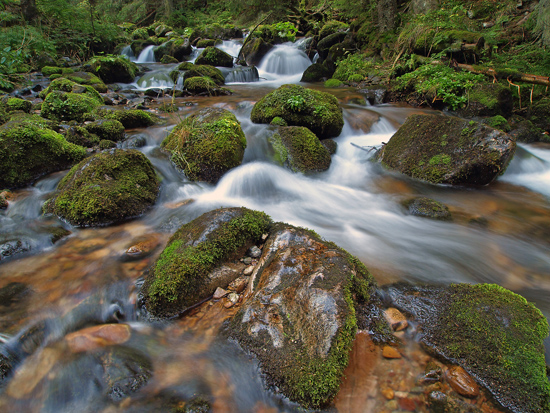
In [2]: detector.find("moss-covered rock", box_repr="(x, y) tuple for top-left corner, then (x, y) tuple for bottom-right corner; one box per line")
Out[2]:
(65, 125), (100, 148)
(182, 64), (225, 85)
(183, 76), (229, 96)
(43, 149), (159, 227)
(41, 66), (63, 77)
(382, 283), (550, 413)
(457, 83), (513, 118)
(140, 207), (271, 318)
(39, 77), (104, 103)
(84, 119), (125, 141)
(319, 20), (349, 40)
(161, 107), (246, 183)
(94, 108), (160, 129)
(402, 197), (452, 220)
(317, 32), (348, 60)
(324, 78), (343, 88)
(88, 56), (139, 83)
(528, 98), (550, 132)
(99, 139), (117, 149)
(270, 116), (287, 126)
(196, 39), (219, 48)
(5, 97), (32, 113)
(154, 38), (193, 62)
(160, 55), (178, 64)
(195, 46), (233, 68)
(251, 84), (344, 139)
(481, 115), (511, 132)
(0, 118), (86, 188)
(378, 114), (516, 185)
(300, 62), (333, 82)
(63, 71), (108, 93)
(227, 223), (377, 409)
(508, 119), (547, 143)
(240, 37), (273, 66)
(270, 126), (331, 173)
(41, 91), (102, 122)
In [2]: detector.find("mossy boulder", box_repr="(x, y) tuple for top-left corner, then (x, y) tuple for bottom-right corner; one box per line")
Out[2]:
(88, 56), (139, 83)
(39, 78), (103, 102)
(301, 62), (333, 82)
(457, 83), (513, 118)
(41, 91), (102, 122)
(94, 108), (159, 129)
(251, 84), (344, 139)
(140, 207), (272, 319)
(154, 38), (193, 62)
(160, 55), (178, 64)
(161, 107), (246, 183)
(381, 283), (550, 413)
(324, 78), (343, 88)
(527, 98), (550, 132)
(317, 32), (348, 60)
(63, 71), (108, 93)
(227, 223), (377, 409)
(0, 118), (86, 188)
(269, 126), (331, 173)
(41, 66), (63, 77)
(195, 46), (233, 68)
(402, 197), (452, 220)
(240, 37), (273, 66)
(196, 39), (219, 48)
(5, 97), (32, 113)
(508, 119), (547, 143)
(378, 114), (516, 185)
(65, 125), (100, 148)
(183, 76), (229, 96)
(182, 64), (225, 85)
(84, 119), (125, 141)
(481, 115), (511, 132)
(43, 149), (159, 227)
(319, 20), (349, 40)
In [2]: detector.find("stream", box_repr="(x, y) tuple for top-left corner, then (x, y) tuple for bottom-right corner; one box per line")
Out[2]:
(0, 39), (549, 412)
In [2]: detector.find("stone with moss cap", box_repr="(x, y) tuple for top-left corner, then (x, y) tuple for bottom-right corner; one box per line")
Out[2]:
(378, 114), (515, 185)
(183, 64), (225, 85)
(251, 84), (344, 139)
(5, 97), (32, 113)
(41, 90), (101, 122)
(0, 117), (86, 189)
(39, 78), (103, 103)
(62, 71), (108, 93)
(195, 46), (233, 68)
(184, 76), (230, 96)
(87, 55), (139, 83)
(84, 119), (125, 142)
(226, 222), (378, 409)
(402, 197), (452, 220)
(94, 108), (160, 129)
(381, 282), (550, 413)
(140, 207), (272, 319)
(161, 107), (246, 183)
(269, 126), (331, 173)
(43, 149), (159, 227)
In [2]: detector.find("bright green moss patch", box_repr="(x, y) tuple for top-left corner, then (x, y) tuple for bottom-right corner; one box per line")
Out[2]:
(270, 126), (331, 173)
(251, 84), (343, 139)
(6, 98), (32, 113)
(43, 149), (159, 227)
(195, 46), (233, 68)
(94, 108), (159, 129)
(41, 66), (63, 77)
(0, 119), (86, 188)
(161, 107), (246, 183)
(88, 55), (139, 83)
(182, 64), (225, 85)
(184, 76), (219, 95)
(41, 91), (101, 122)
(324, 78), (343, 88)
(143, 208), (271, 318)
(84, 119), (125, 141)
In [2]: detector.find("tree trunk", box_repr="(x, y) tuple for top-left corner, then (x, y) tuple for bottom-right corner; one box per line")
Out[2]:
(21, 0), (38, 21)
(378, 0), (397, 33)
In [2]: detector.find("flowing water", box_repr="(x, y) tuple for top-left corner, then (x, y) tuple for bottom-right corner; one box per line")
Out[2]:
(1, 40), (550, 412)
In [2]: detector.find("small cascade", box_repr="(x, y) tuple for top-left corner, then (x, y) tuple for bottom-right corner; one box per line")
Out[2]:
(502, 144), (550, 197)
(120, 45), (136, 62)
(223, 66), (260, 83)
(257, 41), (312, 84)
(136, 71), (174, 90)
(188, 46), (200, 63)
(136, 45), (156, 63)
(218, 40), (243, 60)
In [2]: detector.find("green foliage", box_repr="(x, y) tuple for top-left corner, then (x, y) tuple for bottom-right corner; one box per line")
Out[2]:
(333, 54), (375, 82)
(394, 64), (484, 110)
(324, 78), (343, 88)
(285, 95), (306, 112)
(535, 0), (550, 48)
(319, 20), (349, 40)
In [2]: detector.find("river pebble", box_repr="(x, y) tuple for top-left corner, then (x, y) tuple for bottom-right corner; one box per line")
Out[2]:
(445, 365), (480, 398)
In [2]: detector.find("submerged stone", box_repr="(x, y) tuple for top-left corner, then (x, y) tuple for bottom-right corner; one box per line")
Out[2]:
(251, 84), (344, 139)
(380, 283), (550, 413)
(227, 223), (378, 409)
(402, 197), (452, 221)
(378, 114), (516, 185)
(43, 149), (159, 227)
(161, 107), (246, 183)
(140, 207), (271, 319)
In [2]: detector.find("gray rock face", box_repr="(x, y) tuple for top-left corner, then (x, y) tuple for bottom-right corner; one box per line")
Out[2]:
(378, 114), (516, 185)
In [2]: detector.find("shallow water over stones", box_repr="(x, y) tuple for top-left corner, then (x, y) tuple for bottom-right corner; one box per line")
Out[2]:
(1, 43), (550, 411)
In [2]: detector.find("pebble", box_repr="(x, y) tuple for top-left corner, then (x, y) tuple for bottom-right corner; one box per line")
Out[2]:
(445, 365), (479, 398)
(213, 287), (228, 300)
(224, 292), (239, 308)
(381, 387), (394, 400)
(384, 307), (408, 331)
(248, 245), (262, 258)
(65, 324), (131, 353)
(242, 257), (252, 265)
(382, 346), (402, 359)
(243, 265), (254, 276)
(228, 277), (248, 293)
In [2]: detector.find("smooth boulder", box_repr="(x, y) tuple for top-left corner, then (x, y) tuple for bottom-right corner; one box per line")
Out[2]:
(378, 114), (516, 185)
(195, 46), (233, 67)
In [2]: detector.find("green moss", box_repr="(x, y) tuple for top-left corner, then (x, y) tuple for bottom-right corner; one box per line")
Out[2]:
(99, 139), (117, 149)
(160, 55), (178, 64)
(184, 76), (218, 95)
(182, 64), (225, 85)
(41, 66), (63, 77)
(483, 115), (511, 132)
(161, 107), (246, 183)
(0, 119), (86, 189)
(251, 84), (344, 139)
(41, 91), (101, 122)
(146, 208), (271, 315)
(324, 78), (343, 88)
(333, 54), (377, 82)
(84, 119), (125, 141)
(63, 72), (108, 93)
(434, 284), (550, 413)
(319, 20), (349, 40)
(6, 98), (31, 113)
(43, 149), (159, 227)
(195, 46), (233, 68)
(39, 78), (104, 104)
(65, 125), (100, 148)
(270, 116), (287, 126)
(94, 108), (159, 129)
(196, 39), (218, 48)
(88, 55), (139, 83)
(270, 126), (331, 173)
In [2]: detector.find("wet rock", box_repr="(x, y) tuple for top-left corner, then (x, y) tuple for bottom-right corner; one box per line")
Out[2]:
(228, 276), (248, 293)
(0, 282), (31, 307)
(381, 387), (394, 400)
(195, 46), (234, 68)
(65, 324), (132, 353)
(269, 126), (332, 173)
(184, 76), (231, 96)
(213, 287), (228, 299)
(94, 108), (160, 129)
(140, 208), (271, 319)
(378, 114), (516, 185)
(383, 307), (408, 331)
(251, 84), (344, 139)
(242, 256), (252, 265)
(84, 119), (125, 142)
(227, 222), (378, 409)
(380, 282), (550, 413)
(382, 345), (402, 359)
(43, 149), (160, 227)
(243, 265), (254, 276)
(240, 38), (273, 66)
(161, 107), (246, 184)
(0, 239), (32, 261)
(508, 119), (548, 143)
(0, 195), (7, 209)
(248, 245), (261, 258)
(456, 84), (513, 118)
(427, 390), (482, 413)
(445, 365), (479, 398)
(301, 62), (333, 82)
(224, 292), (239, 308)
(87, 55), (139, 83)
(124, 234), (162, 260)
(419, 361), (443, 384)
(402, 197), (452, 221)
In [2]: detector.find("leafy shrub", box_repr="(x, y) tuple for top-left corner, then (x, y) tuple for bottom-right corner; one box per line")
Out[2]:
(333, 53), (375, 82)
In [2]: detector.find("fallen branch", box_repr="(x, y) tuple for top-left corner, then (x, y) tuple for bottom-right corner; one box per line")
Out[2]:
(236, 12), (273, 64)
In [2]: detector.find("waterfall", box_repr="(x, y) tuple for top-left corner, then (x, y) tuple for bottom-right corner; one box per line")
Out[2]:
(257, 41), (312, 84)
(120, 45), (135, 62)
(136, 45), (156, 64)
(223, 66), (260, 83)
